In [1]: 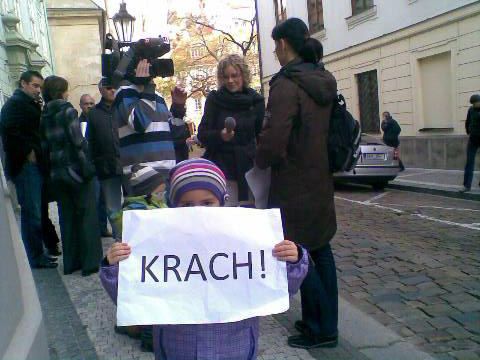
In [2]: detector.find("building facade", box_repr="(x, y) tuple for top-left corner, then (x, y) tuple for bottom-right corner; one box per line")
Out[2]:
(46, 0), (105, 110)
(256, 0), (480, 169)
(0, 0), (54, 106)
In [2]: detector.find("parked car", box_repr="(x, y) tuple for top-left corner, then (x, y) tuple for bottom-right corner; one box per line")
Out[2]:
(334, 134), (402, 190)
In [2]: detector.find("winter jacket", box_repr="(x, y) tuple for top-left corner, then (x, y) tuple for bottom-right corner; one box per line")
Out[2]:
(87, 99), (122, 180)
(466, 106), (480, 139)
(99, 240), (308, 360)
(40, 100), (94, 187)
(256, 58), (338, 251)
(114, 82), (190, 183)
(381, 116), (401, 148)
(0, 89), (43, 179)
(198, 87), (265, 201)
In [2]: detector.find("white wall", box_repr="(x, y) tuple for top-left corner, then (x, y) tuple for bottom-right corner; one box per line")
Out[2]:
(257, 0), (479, 79)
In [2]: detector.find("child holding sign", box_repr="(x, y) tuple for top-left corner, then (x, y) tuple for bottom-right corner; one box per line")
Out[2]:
(100, 159), (309, 359)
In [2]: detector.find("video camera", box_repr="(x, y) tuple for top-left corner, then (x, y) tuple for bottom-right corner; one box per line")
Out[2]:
(102, 33), (175, 87)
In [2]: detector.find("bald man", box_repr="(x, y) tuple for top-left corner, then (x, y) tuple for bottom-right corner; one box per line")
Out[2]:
(79, 94), (95, 136)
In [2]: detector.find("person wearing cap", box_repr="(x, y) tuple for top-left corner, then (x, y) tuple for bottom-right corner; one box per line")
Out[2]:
(100, 158), (309, 359)
(461, 94), (480, 193)
(87, 78), (123, 237)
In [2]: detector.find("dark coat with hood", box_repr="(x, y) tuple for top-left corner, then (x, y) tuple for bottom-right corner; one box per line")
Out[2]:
(256, 59), (337, 251)
(198, 87), (265, 201)
(0, 89), (43, 179)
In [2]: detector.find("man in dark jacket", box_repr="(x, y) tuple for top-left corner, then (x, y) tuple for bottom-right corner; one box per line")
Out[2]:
(87, 79), (122, 237)
(0, 70), (57, 268)
(79, 94), (95, 136)
(381, 111), (401, 148)
(461, 94), (480, 193)
(381, 111), (405, 171)
(80, 92), (110, 237)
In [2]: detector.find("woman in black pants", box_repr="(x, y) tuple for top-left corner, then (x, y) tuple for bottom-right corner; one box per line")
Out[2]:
(40, 76), (102, 276)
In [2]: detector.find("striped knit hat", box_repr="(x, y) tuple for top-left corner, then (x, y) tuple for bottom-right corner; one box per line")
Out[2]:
(129, 164), (166, 196)
(166, 159), (228, 207)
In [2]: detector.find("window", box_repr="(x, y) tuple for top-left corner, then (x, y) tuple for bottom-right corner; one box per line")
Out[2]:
(419, 52), (452, 129)
(351, 0), (374, 16)
(273, 0), (287, 24)
(356, 70), (380, 134)
(307, 0), (324, 33)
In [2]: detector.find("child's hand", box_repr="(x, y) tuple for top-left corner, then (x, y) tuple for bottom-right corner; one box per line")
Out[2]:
(273, 240), (299, 263)
(107, 242), (131, 265)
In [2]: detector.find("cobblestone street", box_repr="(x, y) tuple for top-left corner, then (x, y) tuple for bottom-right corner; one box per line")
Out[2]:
(334, 185), (480, 359)
(31, 186), (480, 360)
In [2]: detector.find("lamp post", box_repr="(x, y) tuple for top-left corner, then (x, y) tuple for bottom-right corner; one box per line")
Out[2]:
(112, 1), (136, 43)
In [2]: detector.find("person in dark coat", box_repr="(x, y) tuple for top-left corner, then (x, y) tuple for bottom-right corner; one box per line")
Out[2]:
(198, 54), (265, 206)
(381, 111), (401, 148)
(461, 94), (480, 193)
(381, 111), (405, 171)
(0, 70), (58, 268)
(40, 76), (103, 276)
(255, 18), (338, 349)
(87, 80), (122, 237)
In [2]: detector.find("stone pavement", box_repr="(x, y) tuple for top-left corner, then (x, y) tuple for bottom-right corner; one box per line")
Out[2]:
(334, 187), (480, 359)
(390, 168), (480, 200)
(33, 202), (435, 360)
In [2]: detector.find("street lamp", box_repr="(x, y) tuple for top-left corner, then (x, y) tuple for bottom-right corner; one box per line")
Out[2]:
(112, 1), (136, 43)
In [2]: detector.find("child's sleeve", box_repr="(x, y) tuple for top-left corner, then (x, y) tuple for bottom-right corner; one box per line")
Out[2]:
(286, 245), (309, 296)
(99, 261), (120, 305)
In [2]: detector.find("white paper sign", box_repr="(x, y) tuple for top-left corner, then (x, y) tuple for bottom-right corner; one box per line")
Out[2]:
(117, 207), (289, 326)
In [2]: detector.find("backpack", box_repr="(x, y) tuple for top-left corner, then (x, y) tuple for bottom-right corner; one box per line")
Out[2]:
(328, 94), (362, 173)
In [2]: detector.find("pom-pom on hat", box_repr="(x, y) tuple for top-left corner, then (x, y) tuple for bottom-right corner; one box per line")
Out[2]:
(166, 159), (228, 207)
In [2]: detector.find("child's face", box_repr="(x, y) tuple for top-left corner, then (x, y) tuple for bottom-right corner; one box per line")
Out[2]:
(177, 189), (221, 208)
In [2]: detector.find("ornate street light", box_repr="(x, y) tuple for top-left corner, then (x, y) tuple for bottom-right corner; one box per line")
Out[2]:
(112, 1), (136, 43)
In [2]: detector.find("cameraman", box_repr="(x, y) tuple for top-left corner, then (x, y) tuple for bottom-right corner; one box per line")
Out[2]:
(114, 58), (190, 195)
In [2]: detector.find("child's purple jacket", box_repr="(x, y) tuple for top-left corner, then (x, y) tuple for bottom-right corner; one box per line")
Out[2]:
(100, 247), (309, 360)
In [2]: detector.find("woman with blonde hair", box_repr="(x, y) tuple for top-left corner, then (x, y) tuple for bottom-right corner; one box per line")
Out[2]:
(198, 54), (264, 206)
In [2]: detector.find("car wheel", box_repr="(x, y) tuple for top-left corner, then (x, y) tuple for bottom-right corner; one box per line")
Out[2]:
(372, 182), (388, 191)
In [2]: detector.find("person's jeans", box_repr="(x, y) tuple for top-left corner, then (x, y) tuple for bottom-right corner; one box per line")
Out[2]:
(463, 137), (480, 189)
(13, 163), (44, 264)
(300, 244), (338, 337)
(100, 176), (122, 238)
(94, 178), (108, 234)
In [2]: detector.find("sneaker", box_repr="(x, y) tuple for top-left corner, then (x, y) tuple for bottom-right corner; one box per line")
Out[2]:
(459, 186), (471, 193)
(288, 334), (338, 349)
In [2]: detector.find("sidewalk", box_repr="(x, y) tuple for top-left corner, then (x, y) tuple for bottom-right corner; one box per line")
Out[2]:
(390, 168), (480, 201)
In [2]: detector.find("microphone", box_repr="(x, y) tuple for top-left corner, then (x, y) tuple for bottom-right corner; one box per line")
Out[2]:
(225, 117), (236, 133)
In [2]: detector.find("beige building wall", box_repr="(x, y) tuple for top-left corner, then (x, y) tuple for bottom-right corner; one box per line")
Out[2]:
(47, 0), (105, 111)
(321, 6), (480, 138)
(261, 5), (480, 139)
